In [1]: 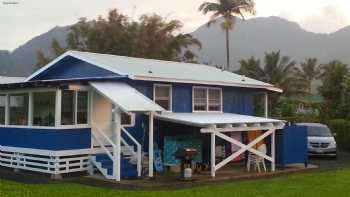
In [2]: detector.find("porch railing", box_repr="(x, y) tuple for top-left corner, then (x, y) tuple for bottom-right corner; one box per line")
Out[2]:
(121, 127), (142, 177)
(91, 125), (117, 179)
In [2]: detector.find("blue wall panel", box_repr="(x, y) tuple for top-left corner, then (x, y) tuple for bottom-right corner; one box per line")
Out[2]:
(31, 56), (120, 81)
(0, 127), (91, 150)
(276, 125), (308, 167)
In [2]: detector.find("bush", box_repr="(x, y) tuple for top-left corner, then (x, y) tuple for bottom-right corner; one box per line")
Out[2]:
(328, 119), (350, 151)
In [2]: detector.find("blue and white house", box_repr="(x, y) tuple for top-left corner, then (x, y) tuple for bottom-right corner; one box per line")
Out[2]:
(0, 51), (287, 181)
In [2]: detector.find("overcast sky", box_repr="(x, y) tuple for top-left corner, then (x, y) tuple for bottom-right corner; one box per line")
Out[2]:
(1, 0), (350, 51)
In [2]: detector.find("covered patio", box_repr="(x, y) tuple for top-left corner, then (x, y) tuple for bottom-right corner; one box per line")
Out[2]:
(155, 112), (285, 177)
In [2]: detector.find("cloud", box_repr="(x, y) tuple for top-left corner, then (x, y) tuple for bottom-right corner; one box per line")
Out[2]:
(301, 5), (349, 33)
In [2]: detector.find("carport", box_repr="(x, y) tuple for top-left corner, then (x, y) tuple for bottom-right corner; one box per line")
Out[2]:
(156, 112), (285, 177)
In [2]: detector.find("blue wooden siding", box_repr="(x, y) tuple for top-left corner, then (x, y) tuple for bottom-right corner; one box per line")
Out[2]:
(276, 125), (308, 167)
(0, 127), (91, 150)
(30, 56), (120, 81)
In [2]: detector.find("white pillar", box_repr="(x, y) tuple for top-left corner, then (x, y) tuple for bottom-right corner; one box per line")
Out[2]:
(264, 92), (268, 118)
(148, 112), (154, 178)
(5, 94), (9, 125)
(55, 90), (62, 127)
(28, 91), (33, 126)
(271, 130), (276, 172)
(113, 109), (121, 181)
(211, 132), (216, 177)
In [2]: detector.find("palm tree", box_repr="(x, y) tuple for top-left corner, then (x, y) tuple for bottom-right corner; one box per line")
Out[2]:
(295, 58), (321, 94)
(239, 51), (306, 96)
(199, 0), (256, 71)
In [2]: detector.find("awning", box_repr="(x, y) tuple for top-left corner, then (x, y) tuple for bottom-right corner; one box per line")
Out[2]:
(155, 112), (285, 132)
(90, 82), (164, 112)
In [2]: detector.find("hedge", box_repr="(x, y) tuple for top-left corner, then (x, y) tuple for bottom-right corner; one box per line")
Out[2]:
(328, 119), (350, 151)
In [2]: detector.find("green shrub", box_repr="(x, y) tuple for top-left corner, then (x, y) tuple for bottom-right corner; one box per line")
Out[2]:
(328, 119), (350, 151)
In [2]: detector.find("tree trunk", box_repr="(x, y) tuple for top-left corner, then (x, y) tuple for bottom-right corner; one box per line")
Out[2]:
(225, 27), (230, 71)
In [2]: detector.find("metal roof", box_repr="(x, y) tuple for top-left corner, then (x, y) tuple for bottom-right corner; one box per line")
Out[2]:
(156, 112), (284, 128)
(0, 76), (25, 84)
(90, 81), (164, 112)
(26, 51), (282, 92)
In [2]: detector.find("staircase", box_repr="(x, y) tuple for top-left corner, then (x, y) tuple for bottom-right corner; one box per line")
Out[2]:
(91, 124), (142, 181)
(91, 153), (137, 179)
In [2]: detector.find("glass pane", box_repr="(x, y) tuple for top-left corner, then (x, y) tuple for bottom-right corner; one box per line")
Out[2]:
(77, 91), (88, 124)
(9, 94), (28, 125)
(61, 90), (75, 125)
(155, 85), (171, 110)
(193, 88), (207, 111)
(33, 92), (55, 126)
(208, 89), (221, 111)
(121, 112), (132, 125)
(0, 95), (6, 125)
(155, 86), (170, 98)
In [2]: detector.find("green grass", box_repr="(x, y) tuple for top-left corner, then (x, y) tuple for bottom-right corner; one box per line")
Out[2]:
(1, 169), (350, 197)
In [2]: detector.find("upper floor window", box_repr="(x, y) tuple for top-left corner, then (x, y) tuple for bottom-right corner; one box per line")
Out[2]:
(193, 87), (222, 112)
(154, 84), (172, 111)
(33, 92), (56, 126)
(61, 90), (89, 125)
(9, 93), (29, 125)
(0, 95), (6, 125)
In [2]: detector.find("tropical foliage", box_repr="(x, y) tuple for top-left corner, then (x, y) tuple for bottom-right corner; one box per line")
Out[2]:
(239, 51), (307, 96)
(36, 9), (201, 68)
(199, 0), (256, 71)
(295, 58), (321, 94)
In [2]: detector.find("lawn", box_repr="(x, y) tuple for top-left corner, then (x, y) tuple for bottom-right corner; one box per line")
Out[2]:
(1, 169), (350, 197)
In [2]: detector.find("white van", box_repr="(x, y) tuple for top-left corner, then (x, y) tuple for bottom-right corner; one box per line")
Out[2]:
(296, 123), (337, 158)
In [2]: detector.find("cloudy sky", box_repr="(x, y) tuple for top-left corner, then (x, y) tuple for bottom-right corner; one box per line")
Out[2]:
(1, 0), (350, 51)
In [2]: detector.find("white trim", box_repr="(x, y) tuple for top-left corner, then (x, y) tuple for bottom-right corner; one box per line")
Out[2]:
(25, 51), (128, 82)
(121, 112), (136, 127)
(264, 92), (268, 118)
(153, 84), (172, 112)
(192, 86), (222, 113)
(148, 112), (154, 178)
(133, 76), (283, 93)
(28, 91), (33, 126)
(0, 146), (90, 175)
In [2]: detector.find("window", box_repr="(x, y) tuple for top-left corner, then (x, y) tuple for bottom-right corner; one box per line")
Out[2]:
(61, 90), (89, 125)
(61, 90), (75, 125)
(208, 89), (221, 111)
(193, 87), (207, 111)
(121, 112), (135, 127)
(9, 93), (29, 125)
(0, 95), (6, 125)
(193, 87), (222, 112)
(154, 84), (172, 111)
(77, 91), (88, 124)
(33, 92), (56, 126)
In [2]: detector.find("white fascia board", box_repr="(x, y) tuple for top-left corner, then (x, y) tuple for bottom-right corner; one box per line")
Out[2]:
(25, 51), (129, 82)
(132, 75), (283, 93)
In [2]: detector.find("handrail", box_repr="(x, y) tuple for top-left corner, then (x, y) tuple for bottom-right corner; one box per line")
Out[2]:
(91, 124), (117, 164)
(121, 127), (142, 177)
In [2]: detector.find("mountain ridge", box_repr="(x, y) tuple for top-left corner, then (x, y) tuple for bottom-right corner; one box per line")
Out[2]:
(0, 16), (350, 76)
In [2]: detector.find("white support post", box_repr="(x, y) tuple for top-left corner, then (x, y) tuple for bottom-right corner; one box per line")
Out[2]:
(55, 90), (62, 127)
(113, 110), (121, 181)
(148, 112), (154, 178)
(28, 91), (33, 126)
(5, 94), (9, 125)
(271, 130), (276, 172)
(264, 92), (268, 118)
(211, 132), (216, 177)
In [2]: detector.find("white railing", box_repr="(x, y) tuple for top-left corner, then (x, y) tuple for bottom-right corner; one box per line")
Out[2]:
(121, 127), (142, 177)
(91, 125), (118, 180)
(0, 146), (89, 175)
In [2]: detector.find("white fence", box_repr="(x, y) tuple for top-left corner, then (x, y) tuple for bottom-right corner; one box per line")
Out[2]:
(0, 146), (90, 175)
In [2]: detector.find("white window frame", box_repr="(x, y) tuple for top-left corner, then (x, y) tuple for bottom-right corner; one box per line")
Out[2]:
(60, 89), (90, 127)
(192, 86), (223, 113)
(153, 84), (172, 112)
(121, 112), (136, 127)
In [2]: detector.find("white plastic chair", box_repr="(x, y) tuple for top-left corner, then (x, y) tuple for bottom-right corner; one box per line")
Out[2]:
(247, 144), (267, 173)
